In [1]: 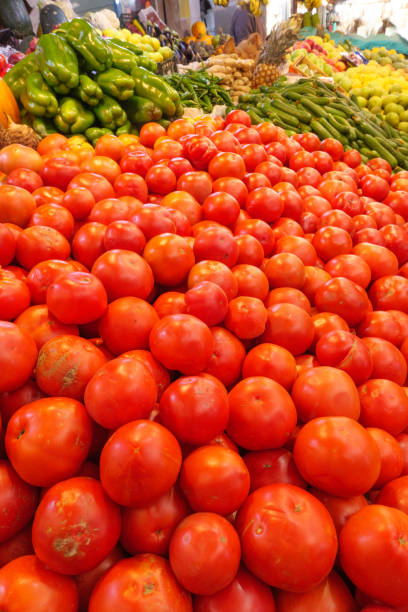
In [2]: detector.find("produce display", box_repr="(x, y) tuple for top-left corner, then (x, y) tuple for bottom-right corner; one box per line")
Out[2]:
(288, 35), (348, 76)
(165, 69), (233, 113)
(0, 106), (408, 609)
(238, 77), (408, 168)
(203, 55), (255, 103)
(2, 19), (182, 142)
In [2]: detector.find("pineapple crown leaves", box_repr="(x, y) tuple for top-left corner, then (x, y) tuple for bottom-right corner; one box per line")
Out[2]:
(259, 23), (299, 65)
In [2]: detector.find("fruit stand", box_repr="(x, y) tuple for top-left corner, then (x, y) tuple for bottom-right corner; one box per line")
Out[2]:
(2, 4), (408, 611)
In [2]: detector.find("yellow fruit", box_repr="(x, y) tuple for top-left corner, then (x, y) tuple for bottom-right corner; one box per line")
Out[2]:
(200, 34), (213, 45)
(192, 21), (206, 38)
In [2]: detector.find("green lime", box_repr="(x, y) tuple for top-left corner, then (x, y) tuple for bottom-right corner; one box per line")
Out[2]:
(400, 110), (408, 122)
(399, 93), (408, 107)
(382, 94), (400, 106)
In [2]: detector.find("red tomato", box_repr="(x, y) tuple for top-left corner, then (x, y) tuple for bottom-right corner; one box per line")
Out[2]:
(204, 326), (246, 387)
(320, 138), (344, 161)
(15, 304), (78, 350)
(358, 310), (403, 346)
(325, 253), (371, 288)
(0, 322), (37, 393)
(33, 477), (121, 574)
(227, 376), (297, 450)
(159, 375), (229, 445)
(292, 366), (360, 422)
(121, 486), (189, 556)
(189, 260), (238, 301)
(236, 484), (337, 591)
(362, 337), (407, 385)
(235, 234), (264, 266)
(0, 461), (37, 543)
(81, 156), (121, 184)
(194, 566), (276, 611)
(34, 334), (106, 399)
(316, 330), (373, 385)
(89, 553), (192, 611)
(353, 243), (398, 280)
(255, 161), (281, 186)
(177, 171), (213, 204)
(94, 134), (125, 161)
(212, 176), (248, 206)
(235, 218), (275, 256)
(6, 396), (92, 487)
(91, 249), (154, 301)
(311, 489), (368, 535)
(194, 226), (238, 268)
(180, 445), (250, 515)
(275, 570), (357, 611)
(16, 226), (70, 269)
(208, 152), (246, 180)
(84, 356), (157, 429)
(203, 192), (240, 227)
(340, 505), (408, 607)
(359, 378), (408, 435)
(315, 277), (371, 326)
(100, 420), (181, 507)
(261, 303), (315, 355)
(0, 555), (78, 612)
(367, 427), (403, 488)
(294, 416), (381, 496)
(225, 109), (252, 127)
(185, 281), (228, 326)
(244, 448), (306, 491)
(242, 343), (297, 390)
(225, 296), (268, 339)
(169, 512), (241, 596)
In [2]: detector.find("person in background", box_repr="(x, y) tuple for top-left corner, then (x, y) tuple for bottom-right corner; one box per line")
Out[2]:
(231, 0), (265, 43)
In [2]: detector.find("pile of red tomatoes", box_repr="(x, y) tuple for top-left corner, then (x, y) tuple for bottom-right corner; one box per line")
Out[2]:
(1, 109), (408, 611)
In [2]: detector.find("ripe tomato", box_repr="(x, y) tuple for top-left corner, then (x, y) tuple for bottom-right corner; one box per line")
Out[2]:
(100, 420), (181, 507)
(89, 554), (192, 611)
(359, 379), (408, 435)
(91, 249), (154, 301)
(46, 271), (107, 325)
(40, 157), (81, 191)
(6, 396), (93, 487)
(242, 343), (297, 390)
(177, 171), (213, 204)
(184, 281), (228, 327)
(180, 445), (249, 515)
(0, 461), (38, 543)
(367, 427), (403, 488)
(236, 483), (337, 591)
(194, 566), (276, 611)
(84, 355), (157, 429)
(316, 330), (373, 385)
(294, 416), (381, 496)
(225, 296), (268, 339)
(159, 375), (229, 445)
(340, 505), (408, 607)
(361, 337), (407, 385)
(261, 303), (315, 355)
(315, 277), (371, 326)
(143, 234), (195, 287)
(204, 326), (245, 387)
(227, 376), (296, 450)
(16, 225), (70, 270)
(0, 555), (78, 612)
(292, 366), (360, 422)
(153, 291), (186, 317)
(244, 449), (306, 491)
(33, 477), (121, 575)
(310, 489), (368, 535)
(276, 572), (357, 611)
(121, 486), (189, 556)
(0, 322), (37, 393)
(169, 512), (241, 596)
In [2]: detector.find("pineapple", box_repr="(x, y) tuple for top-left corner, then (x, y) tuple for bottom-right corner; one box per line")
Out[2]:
(252, 22), (299, 87)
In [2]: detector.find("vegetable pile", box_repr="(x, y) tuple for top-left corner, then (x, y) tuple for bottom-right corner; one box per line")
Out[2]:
(165, 69), (232, 114)
(3, 19), (182, 142)
(1, 114), (408, 610)
(238, 77), (408, 168)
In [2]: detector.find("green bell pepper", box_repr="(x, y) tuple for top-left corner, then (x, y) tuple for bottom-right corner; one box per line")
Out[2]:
(109, 40), (140, 74)
(137, 56), (157, 73)
(57, 18), (112, 73)
(32, 117), (57, 137)
(115, 121), (132, 136)
(85, 127), (114, 146)
(20, 72), (59, 118)
(93, 94), (127, 130)
(73, 74), (103, 107)
(123, 95), (162, 124)
(3, 54), (38, 99)
(109, 38), (143, 55)
(54, 97), (95, 134)
(35, 33), (79, 94)
(131, 66), (177, 117)
(96, 68), (134, 101)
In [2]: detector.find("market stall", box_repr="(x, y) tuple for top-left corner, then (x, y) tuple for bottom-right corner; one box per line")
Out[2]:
(0, 4), (408, 611)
